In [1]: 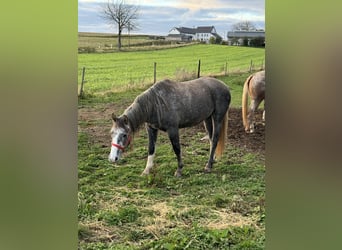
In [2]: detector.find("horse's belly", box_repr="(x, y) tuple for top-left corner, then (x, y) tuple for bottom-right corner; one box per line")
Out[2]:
(178, 107), (212, 128)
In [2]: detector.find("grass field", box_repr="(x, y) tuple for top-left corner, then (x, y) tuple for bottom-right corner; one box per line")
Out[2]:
(78, 76), (265, 249)
(78, 44), (265, 95)
(78, 40), (265, 249)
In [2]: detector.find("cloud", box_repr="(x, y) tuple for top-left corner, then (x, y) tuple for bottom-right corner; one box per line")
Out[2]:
(78, 2), (102, 14)
(78, 0), (265, 35)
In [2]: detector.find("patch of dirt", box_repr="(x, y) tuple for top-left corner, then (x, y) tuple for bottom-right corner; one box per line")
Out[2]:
(78, 104), (265, 159)
(227, 108), (265, 157)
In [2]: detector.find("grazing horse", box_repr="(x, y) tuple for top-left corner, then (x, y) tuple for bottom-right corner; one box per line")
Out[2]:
(242, 70), (265, 133)
(108, 77), (231, 177)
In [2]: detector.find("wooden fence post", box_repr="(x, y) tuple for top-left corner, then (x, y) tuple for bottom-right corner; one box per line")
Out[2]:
(197, 59), (201, 78)
(225, 61), (228, 76)
(79, 67), (86, 98)
(153, 62), (157, 83)
(249, 60), (253, 72)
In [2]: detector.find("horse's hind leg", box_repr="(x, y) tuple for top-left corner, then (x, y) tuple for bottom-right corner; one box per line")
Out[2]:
(201, 117), (213, 141)
(167, 128), (184, 177)
(204, 117), (222, 173)
(142, 126), (158, 175)
(248, 99), (262, 133)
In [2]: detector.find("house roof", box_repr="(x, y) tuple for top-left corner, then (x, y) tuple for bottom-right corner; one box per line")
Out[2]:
(196, 26), (214, 33)
(176, 27), (196, 34)
(173, 26), (216, 35)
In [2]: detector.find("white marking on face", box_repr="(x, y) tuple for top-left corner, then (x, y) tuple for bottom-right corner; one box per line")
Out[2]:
(108, 127), (125, 163)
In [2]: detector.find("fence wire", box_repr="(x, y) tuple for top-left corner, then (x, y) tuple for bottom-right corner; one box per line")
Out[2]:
(78, 57), (264, 94)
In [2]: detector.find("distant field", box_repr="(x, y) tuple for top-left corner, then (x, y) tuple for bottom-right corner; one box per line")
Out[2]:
(78, 32), (148, 50)
(78, 32), (192, 53)
(78, 44), (265, 95)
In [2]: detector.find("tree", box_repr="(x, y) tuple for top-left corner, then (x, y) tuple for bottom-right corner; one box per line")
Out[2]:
(100, 0), (139, 50)
(232, 21), (256, 31)
(249, 37), (265, 47)
(215, 36), (222, 44)
(210, 36), (222, 45)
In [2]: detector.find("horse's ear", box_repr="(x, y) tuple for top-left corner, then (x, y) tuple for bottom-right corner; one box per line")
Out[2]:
(123, 115), (129, 125)
(112, 113), (118, 122)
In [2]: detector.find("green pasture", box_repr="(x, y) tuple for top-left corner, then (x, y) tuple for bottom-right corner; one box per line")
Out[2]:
(78, 71), (261, 109)
(78, 44), (264, 95)
(78, 43), (265, 249)
(78, 137), (265, 249)
(78, 90), (265, 249)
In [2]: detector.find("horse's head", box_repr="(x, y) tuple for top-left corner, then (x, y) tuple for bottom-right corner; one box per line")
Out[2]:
(108, 113), (132, 163)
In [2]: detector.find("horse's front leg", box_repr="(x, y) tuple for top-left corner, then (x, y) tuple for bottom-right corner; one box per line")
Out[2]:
(142, 126), (158, 175)
(167, 128), (183, 177)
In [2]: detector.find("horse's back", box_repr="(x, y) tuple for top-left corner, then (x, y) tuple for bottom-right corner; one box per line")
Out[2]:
(181, 77), (230, 97)
(178, 77), (230, 106)
(183, 76), (229, 89)
(153, 77), (230, 128)
(155, 77), (230, 101)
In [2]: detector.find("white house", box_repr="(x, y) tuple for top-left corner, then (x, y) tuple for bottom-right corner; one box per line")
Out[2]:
(166, 26), (221, 43)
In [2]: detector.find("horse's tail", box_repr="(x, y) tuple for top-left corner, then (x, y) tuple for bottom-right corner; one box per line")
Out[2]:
(215, 110), (229, 158)
(242, 74), (253, 131)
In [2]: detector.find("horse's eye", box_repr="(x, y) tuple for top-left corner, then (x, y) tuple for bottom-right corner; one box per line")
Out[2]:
(122, 134), (127, 138)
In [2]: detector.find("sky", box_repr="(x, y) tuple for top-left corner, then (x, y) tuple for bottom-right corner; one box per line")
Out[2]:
(78, 0), (265, 39)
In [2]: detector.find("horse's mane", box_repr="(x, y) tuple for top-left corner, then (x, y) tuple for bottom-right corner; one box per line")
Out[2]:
(123, 80), (172, 132)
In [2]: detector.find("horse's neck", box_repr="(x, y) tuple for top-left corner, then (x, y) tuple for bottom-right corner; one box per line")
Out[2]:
(124, 101), (149, 133)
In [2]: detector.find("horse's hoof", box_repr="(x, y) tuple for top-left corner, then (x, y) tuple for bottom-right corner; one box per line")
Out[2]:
(141, 171), (150, 176)
(204, 166), (212, 173)
(174, 170), (182, 177)
(200, 135), (209, 141)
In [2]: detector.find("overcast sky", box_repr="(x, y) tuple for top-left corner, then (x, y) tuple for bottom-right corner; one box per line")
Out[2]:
(78, 0), (265, 38)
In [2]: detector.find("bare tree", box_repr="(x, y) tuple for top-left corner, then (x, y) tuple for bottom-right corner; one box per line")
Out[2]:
(232, 21), (256, 31)
(100, 0), (139, 50)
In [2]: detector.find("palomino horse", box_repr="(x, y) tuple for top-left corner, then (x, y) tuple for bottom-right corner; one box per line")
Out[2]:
(108, 77), (231, 177)
(242, 70), (265, 133)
